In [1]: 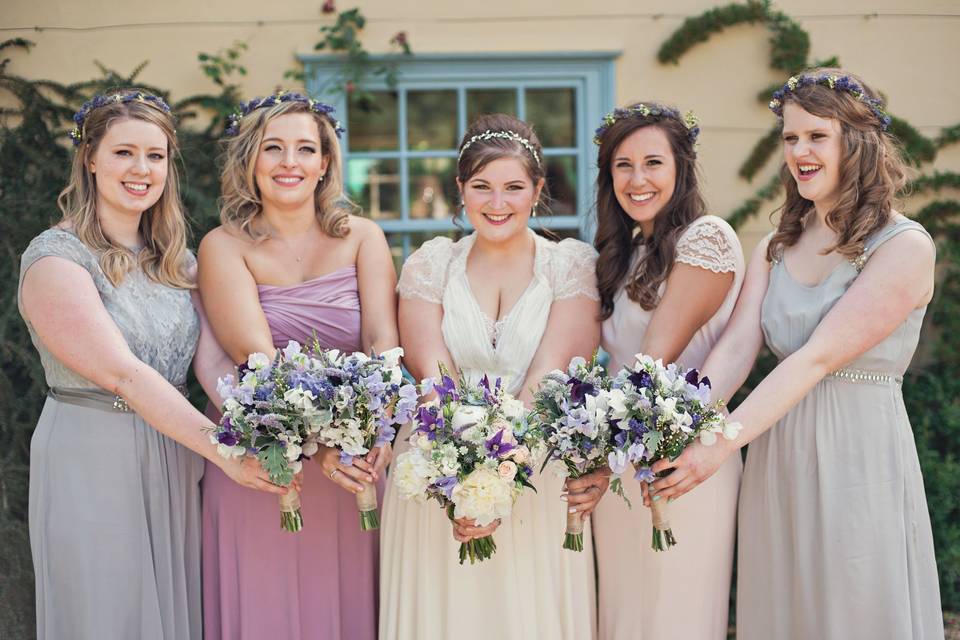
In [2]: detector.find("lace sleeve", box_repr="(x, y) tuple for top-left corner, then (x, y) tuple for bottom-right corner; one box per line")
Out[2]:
(675, 216), (740, 274)
(396, 236), (454, 304)
(552, 239), (600, 301)
(18, 228), (100, 311)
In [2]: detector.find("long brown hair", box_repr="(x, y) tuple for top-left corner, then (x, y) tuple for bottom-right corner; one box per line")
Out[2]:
(219, 98), (349, 239)
(593, 102), (705, 318)
(56, 89), (193, 288)
(767, 68), (909, 263)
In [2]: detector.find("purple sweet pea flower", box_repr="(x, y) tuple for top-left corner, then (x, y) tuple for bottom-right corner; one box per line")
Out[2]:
(634, 466), (655, 483)
(217, 420), (239, 446)
(567, 377), (596, 406)
(393, 384), (419, 424)
(433, 475), (458, 499)
(628, 370), (653, 389)
(340, 450), (354, 466)
(485, 429), (516, 459)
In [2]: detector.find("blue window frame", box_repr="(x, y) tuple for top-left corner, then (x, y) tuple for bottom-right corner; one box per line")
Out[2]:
(302, 53), (616, 261)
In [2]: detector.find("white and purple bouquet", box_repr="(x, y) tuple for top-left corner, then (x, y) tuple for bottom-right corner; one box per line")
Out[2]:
(531, 355), (627, 551)
(310, 344), (418, 530)
(392, 369), (544, 564)
(214, 344), (332, 532)
(607, 354), (741, 551)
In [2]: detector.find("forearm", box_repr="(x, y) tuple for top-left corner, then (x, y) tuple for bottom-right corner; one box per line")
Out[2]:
(700, 327), (765, 405)
(726, 346), (829, 447)
(112, 362), (223, 465)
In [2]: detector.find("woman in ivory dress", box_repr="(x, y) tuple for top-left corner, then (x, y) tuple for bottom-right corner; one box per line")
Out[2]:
(649, 69), (943, 638)
(18, 90), (282, 640)
(379, 114), (606, 640)
(590, 102), (744, 640)
(198, 93), (398, 640)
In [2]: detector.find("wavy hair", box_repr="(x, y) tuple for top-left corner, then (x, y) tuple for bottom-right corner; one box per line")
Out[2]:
(219, 99), (349, 239)
(56, 89), (193, 288)
(593, 102), (706, 318)
(767, 68), (909, 263)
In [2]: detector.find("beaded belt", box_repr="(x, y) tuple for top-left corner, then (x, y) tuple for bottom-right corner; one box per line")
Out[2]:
(827, 368), (902, 386)
(48, 384), (189, 412)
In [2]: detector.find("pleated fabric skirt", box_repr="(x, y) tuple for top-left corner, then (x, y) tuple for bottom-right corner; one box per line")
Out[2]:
(29, 394), (204, 640)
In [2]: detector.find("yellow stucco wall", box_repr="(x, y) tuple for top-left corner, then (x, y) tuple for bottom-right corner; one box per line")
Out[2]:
(4, 0), (959, 254)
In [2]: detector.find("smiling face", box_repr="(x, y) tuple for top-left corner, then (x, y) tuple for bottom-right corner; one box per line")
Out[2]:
(610, 125), (676, 235)
(89, 117), (169, 218)
(254, 112), (331, 210)
(458, 157), (543, 244)
(781, 101), (843, 208)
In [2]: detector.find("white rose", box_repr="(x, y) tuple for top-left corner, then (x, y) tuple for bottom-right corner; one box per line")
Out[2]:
(500, 396), (525, 420)
(452, 404), (488, 431)
(510, 445), (530, 464)
(497, 460), (517, 481)
(247, 352), (271, 370)
(392, 451), (435, 500)
(451, 467), (515, 527)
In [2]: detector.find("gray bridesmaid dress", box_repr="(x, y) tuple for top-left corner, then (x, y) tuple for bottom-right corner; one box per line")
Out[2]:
(737, 216), (944, 639)
(18, 229), (203, 640)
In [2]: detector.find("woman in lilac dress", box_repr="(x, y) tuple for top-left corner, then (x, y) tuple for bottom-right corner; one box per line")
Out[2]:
(198, 93), (399, 640)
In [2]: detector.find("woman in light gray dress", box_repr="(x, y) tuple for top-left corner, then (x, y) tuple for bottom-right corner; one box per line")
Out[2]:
(645, 69), (943, 638)
(18, 90), (286, 640)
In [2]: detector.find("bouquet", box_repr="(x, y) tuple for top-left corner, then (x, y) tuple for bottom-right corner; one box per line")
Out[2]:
(310, 344), (418, 530)
(531, 355), (626, 551)
(392, 370), (543, 564)
(607, 354), (741, 551)
(214, 344), (332, 532)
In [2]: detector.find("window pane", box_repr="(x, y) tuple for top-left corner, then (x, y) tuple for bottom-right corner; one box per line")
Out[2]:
(408, 157), (458, 220)
(408, 230), (463, 254)
(545, 155), (577, 216)
(347, 91), (399, 151)
(407, 90), (458, 150)
(385, 233), (406, 274)
(346, 158), (401, 220)
(467, 89), (517, 123)
(526, 88), (576, 148)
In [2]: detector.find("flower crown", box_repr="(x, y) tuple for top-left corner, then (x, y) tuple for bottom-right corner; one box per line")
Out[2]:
(68, 91), (172, 146)
(768, 73), (892, 131)
(593, 104), (701, 149)
(224, 91), (344, 138)
(458, 130), (542, 167)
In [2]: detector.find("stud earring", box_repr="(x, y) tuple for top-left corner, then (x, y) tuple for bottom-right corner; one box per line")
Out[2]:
(319, 173), (325, 182)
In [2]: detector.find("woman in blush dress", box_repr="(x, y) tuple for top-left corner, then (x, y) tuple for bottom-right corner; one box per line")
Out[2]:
(649, 69), (943, 639)
(379, 114), (607, 640)
(18, 90), (281, 640)
(590, 102), (744, 640)
(198, 92), (399, 640)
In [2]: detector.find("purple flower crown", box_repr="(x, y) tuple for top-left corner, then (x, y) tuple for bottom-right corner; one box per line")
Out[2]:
(768, 73), (892, 131)
(68, 91), (172, 146)
(593, 103), (701, 150)
(224, 91), (344, 138)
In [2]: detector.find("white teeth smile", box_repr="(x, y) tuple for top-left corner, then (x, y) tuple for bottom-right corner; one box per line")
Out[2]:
(274, 177), (303, 184)
(485, 213), (510, 222)
(629, 193), (655, 203)
(124, 183), (148, 192)
(799, 164), (822, 174)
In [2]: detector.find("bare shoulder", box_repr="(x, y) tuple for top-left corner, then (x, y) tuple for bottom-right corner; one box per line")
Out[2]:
(198, 225), (253, 262)
(347, 215), (387, 244)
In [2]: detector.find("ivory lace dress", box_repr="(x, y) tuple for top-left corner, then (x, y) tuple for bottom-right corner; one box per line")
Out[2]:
(594, 215), (745, 639)
(379, 230), (600, 640)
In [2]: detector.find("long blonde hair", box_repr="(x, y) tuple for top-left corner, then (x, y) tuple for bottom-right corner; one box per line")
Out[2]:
(219, 99), (349, 239)
(56, 90), (193, 288)
(767, 68), (910, 263)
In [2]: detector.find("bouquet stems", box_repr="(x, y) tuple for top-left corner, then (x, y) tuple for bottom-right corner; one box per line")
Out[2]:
(356, 480), (380, 531)
(649, 489), (676, 551)
(564, 509), (585, 552)
(279, 489), (303, 533)
(458, 535), (497, 565)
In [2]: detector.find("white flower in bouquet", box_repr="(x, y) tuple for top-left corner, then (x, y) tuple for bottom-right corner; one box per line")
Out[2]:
(393, 451), (436, 500)
(281, 340), (310, 367)
(283, 387), (316, 411)
(437, 443), (462, 476)
(247, 352), (271, 370)
(380, 346), (404, 370)
(452, 467), (515, 527)
(497, 460), (518, 481)
(500, 396), (525, 420)
(607, 388), (628, 420)
(302, 440), (320, 457)
(452, 404), (488, 431)
(510, 445), (531, 464)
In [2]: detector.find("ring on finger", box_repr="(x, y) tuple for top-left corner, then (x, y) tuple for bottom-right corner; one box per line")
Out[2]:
(329, 468), (340, 480)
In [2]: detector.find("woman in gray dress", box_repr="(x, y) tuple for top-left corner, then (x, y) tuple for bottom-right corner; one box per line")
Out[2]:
(642, 69), (944, 638)
(17, 90), (287, 640)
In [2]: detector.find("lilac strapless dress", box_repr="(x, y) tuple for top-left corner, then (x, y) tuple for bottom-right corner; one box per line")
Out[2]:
(201, 266), (381, 640)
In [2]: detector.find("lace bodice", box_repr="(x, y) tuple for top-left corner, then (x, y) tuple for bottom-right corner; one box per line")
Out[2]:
(397, 230), (598, 393)
(18, 228), (200, 389)
(602, 215), (745, 372)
